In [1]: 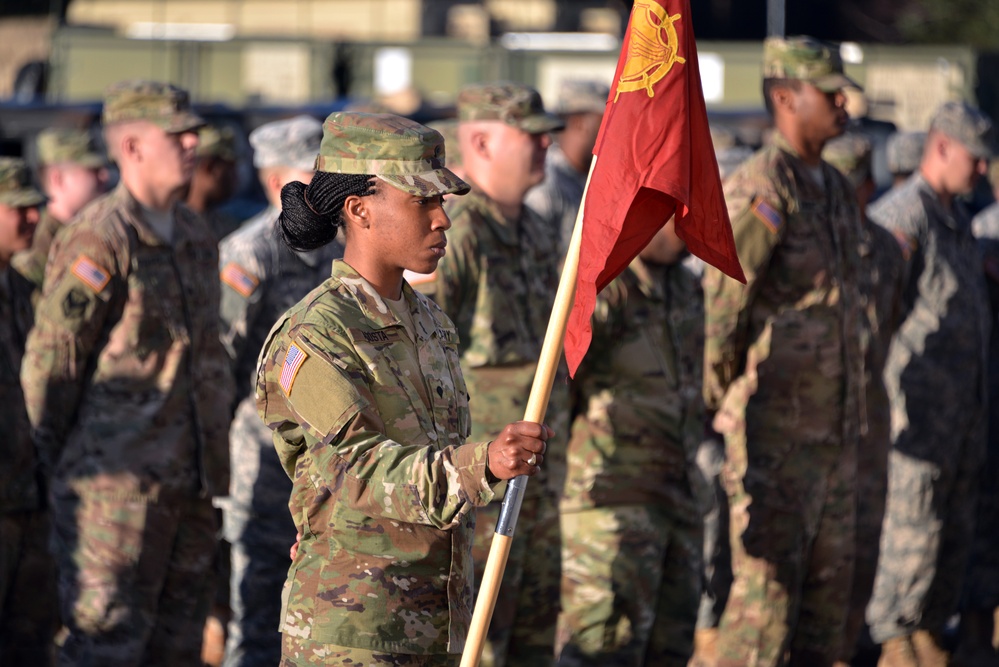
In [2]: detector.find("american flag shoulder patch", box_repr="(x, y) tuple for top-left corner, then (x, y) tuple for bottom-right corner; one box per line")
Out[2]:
(71, 255), (111, 293)
(221, 262), (259, 298)
(279, 342), (309, 395)
(751, 197), (784, 235)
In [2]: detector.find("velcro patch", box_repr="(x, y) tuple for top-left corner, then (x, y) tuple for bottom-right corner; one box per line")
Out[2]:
(751, 197), (784, 235)
(71, 255), (110, 293)
(347, 327), (404, 345)
(221, 262), (259, 298)
(279, 342), (309, 395)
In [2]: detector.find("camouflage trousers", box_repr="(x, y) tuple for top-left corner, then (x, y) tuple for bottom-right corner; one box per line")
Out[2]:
(222, 506), (297, 667)
(866, 412), (986, 643)
(839, 414), (891, 662)
(717, 427), (857, 667)
(280, 638), (459, 666)
(471, 488), (561, 667)
(556, 504), (702, 667)
(51, 483), (217, 667)
(0, 509), (57, 666)
(695, 437), (732, 631)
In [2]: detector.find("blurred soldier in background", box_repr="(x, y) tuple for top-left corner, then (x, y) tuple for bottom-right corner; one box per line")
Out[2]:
(427, 81), (567, 667)
(427, 118), (465, 181)
(557, 220), (708, 667)
(959, 155), (999, 666)
(524, 79), (608, 256)
(866, 101), (993, 667)
(0, 157), (54, 666)
(702, 36), (868, 666)
(885, 131), (927, 189)
(186, 124), (240, 241)
(13, 128), (109, 303)
(21, 80), (234, 666)
(823, 133), (905, 666)
(216, 114), (336, 667)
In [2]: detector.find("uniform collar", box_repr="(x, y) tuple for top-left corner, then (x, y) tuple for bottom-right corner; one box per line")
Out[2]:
(113, 183), (203, 247)
(331, 259), (437, 342)
(460, 178), (522, 247)
(628, 256), (667, 301)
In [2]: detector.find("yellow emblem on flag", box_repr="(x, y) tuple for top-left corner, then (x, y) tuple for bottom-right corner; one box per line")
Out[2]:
(614, 2), (686, 102)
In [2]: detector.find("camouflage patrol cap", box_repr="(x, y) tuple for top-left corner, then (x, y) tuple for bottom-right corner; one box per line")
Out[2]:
(822, 133), (873, 188)
(929, 101), (994, 159)
(763, 36), (861, 93)
(315, 112), (470, 197)
(36, 128), (107, 168)
(457, 82), (564, 134)
(102, 80), (205, 133)
(886, 131), (927, 176)
(196, 125), (238, 161)
(555, 80), (610, 115)
(249, 115), (322, 171)
(0, 158), (46, 207)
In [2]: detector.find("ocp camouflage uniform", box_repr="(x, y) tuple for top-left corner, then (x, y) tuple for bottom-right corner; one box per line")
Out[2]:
(21, 182), (234, 665)
(432, 183), (569, 667)
(1, 160), (57, 664)
(12, 208), (60, 304)
(863, 172), (990, 643)
(217, 204), (343, 666)
(256, 260), (496, 665)
(703, 130), (868, 666)
(557, 257), (708, 667)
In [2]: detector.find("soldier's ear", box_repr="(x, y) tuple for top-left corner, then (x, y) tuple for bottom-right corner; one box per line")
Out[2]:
(342, 194), (370, 228)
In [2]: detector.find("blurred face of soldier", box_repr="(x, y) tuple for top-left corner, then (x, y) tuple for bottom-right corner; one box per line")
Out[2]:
(772, 81), (848, 147)
(114, 122), (200, 196)
(639, 218), (686, 266)
(485, 123), (551, 194)
(0, 203), (40, 264)
(45, 162), (110, 219)
(935, 133), (987, 196)
(194, 156), (238, 208)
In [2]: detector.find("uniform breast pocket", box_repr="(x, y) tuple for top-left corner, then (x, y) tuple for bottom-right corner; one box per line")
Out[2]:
(442, 342), (471, 441)
(125, 258), (184, 358)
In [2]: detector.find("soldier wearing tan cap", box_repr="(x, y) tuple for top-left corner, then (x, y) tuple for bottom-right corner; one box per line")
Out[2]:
(422, 81), (567, 667)
(0, 157), (56, 666)
(12, 128), (109, 303)
(21, 80), (234, 666)
(701, 36), (870, 666)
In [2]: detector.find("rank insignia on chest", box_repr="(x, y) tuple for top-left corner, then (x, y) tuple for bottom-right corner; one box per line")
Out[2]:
(221, 262), (259, 298)
(71, 255), (111, 293)
(279, 342), (309, 395)
(751, 196), (784, 235)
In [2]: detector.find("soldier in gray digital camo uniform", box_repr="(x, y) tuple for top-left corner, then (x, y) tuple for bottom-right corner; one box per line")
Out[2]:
(885, 131), (927, 189)
(557, 221), (708, 667)
(427, 81), (568, 667)
(255, 111), (552, 666)
(217, 114), (341, 667)
(21, 80), (234, 667)
(524, 79), (607, 256)
(865, 101), (993, 667)
(0, 158), (56, 666)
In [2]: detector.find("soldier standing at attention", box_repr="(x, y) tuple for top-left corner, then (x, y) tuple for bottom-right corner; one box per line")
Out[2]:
(524, 79), (608, 256)
(557, 220), (709, 667)
(702, 36), (868, 667)
(186, 124), (241, 241)
(865, 101), (993, 667)
(13, 128), (109, 303)
(255, 111), (552, 666)
(0, 158), (54, 666)
(426, 81), (567, 667)
(21, 80), (234, 666)
(217, 114), (338, 667)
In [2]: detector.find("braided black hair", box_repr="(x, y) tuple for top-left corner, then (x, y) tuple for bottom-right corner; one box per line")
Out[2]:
(279, 171), (377, 251)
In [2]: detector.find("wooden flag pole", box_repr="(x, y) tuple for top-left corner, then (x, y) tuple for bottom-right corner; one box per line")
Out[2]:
(460, 157), (598, 667)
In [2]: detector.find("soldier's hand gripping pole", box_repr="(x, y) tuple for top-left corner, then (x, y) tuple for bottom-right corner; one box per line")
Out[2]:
(460, 159), (597, 667)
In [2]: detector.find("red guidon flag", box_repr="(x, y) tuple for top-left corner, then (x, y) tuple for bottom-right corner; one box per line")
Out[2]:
(564, 0), (745, 376)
